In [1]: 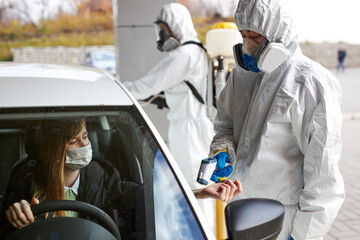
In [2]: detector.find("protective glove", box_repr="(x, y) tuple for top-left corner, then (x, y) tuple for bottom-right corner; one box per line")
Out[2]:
(210, 150), (233, 182)
(289, 237), (294, 240)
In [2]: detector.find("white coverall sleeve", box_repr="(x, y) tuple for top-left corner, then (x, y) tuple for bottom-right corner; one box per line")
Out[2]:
(123, 50), (193, 100)
(210, 72), (237, 161)
(291, 93), (345, 239)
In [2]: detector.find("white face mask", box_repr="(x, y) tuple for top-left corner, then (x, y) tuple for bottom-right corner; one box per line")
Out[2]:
(65, 142), (93, 170)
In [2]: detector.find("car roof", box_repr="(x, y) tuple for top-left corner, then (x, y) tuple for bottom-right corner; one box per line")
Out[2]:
(0, 63), (133, 108)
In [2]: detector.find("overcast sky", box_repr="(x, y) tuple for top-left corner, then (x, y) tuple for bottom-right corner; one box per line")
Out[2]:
(20, 0), (360, 44)
(182, 0), (360, 44)
(289, 0), (360, 44)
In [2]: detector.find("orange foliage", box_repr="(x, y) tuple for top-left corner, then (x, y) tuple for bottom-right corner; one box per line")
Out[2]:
(75, 0), (112, 15)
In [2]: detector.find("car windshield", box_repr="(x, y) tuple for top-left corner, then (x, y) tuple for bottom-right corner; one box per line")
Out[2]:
(0, 106), (205, 239)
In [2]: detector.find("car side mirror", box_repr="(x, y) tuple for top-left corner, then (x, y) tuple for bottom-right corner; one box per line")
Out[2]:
(225, 198), (285, 240)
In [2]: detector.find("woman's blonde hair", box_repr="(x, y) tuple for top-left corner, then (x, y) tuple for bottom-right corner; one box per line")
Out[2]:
(34, 119), (86, 217)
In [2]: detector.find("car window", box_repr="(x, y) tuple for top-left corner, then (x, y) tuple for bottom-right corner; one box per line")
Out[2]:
(0, 106), (205, 239)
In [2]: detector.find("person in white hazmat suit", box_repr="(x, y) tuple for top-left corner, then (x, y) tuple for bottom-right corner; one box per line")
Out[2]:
(123, 3), (216, 229)
(209, 0), (345, 239)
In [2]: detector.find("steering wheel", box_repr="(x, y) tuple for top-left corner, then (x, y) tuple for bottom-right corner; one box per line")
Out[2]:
(6, 200), (121, 240)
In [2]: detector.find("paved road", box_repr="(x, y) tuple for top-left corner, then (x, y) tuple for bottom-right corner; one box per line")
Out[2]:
(325, 119), (360, 240)
(332, 68), (360, 114)
(324, 68), (360, 240)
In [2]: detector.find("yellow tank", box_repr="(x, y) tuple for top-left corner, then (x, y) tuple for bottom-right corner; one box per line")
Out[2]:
(205, 22), (242, 58)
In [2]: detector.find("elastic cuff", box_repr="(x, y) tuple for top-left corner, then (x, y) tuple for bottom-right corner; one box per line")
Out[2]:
(209, 148), (229, 157)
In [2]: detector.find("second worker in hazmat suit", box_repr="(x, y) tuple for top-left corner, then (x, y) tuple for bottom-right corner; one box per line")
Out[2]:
(210, 0), (345, 239)
(123, 3), (215, 229)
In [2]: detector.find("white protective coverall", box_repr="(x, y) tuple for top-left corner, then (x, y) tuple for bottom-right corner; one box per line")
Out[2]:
(123, 3), (215, 229)
(210, 0), (345, 239)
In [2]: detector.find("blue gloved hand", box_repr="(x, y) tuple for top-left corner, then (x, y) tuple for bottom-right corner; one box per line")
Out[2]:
(210, 151), (233, 182)
(289, 237), (294, 240)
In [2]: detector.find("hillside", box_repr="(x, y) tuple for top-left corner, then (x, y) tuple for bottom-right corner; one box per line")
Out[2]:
(0, 12), (114, 61)
(0, 12), (231, 61)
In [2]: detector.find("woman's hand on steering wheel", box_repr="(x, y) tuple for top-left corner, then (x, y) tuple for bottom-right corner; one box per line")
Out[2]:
(5, 197), (39, 229)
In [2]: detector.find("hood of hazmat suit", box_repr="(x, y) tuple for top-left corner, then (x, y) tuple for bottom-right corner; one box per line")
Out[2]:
(123, 3), (214, 191)
(210, 0), (345, 239)
(156, 3), (198, 44)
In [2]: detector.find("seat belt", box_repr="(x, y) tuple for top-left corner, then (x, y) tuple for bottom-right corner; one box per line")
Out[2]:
(181, 41), (207, 105)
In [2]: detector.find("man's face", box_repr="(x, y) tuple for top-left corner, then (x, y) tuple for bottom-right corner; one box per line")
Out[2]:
(240, 30), (265, 56)
(157, 22), (171, 36)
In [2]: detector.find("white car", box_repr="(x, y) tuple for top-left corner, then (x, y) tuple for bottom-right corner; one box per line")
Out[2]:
(0, 63), (284, 240)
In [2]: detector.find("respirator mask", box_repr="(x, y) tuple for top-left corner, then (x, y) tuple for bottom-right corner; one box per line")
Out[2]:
(65, 142), (93, 170)
(154, 23), (180, 52)
(233, 37), (289, 73)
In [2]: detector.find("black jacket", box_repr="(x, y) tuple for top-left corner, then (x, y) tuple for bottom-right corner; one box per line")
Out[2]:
(0, 157), (139, 238)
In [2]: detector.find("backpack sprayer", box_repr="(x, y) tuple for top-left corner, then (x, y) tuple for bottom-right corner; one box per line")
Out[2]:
(205, 22), (242, 120)
(197, 23), (241, 186)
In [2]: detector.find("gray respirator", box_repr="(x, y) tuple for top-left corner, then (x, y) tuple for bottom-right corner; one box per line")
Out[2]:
(155, 24), (180, 52)
(233, 39), (289, 73)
